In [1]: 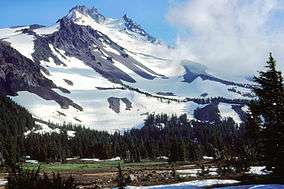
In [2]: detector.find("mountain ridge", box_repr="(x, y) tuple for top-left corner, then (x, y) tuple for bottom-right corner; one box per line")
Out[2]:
(0, 5), (252, 131)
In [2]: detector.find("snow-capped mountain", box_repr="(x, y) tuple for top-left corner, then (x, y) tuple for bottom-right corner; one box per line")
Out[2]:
(0, 5), (252, 131)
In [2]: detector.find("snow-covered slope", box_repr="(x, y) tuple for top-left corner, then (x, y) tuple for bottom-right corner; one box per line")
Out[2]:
(0, 5), (252, 131)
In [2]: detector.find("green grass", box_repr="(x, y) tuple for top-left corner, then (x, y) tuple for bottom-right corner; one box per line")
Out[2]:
(22, 161), (122, 173)
(21, 160), (169, 173)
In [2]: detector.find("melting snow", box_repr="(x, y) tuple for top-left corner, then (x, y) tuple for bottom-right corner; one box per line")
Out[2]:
(177, 167), (218, 177)
(218, 103), (242, 124)
(80, 157), (120, 162)
(0, 179), (7, 186)
(217, 185), (284, 189)
(121, 179), (240, 189)
(247, 166), (271, 176)
(25, 160), (39, 164)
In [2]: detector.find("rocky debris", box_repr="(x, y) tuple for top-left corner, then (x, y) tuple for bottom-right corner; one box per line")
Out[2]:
(57, 111), (66, 117)
(194, 101), (220, 122)
(67, 5), (106, 23)
(32, 31), (66, 66)
(63, 79), (74, 86)
(122, 14), (157, 43)
(127, 174), (138, 182)
(156, 92), (176, 96)
(121, 98), (132, 110)
(107, 97), (120, 113)
(96, 86), (126, 90)
(57, 86), (71, 94)
(107, 97), (132, 113)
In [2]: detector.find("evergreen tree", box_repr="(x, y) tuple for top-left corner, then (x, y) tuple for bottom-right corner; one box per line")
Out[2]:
(116, 163), (126, 189)
(250, 53), (284, 175)
(169, 139), (179, 163)
(3, 136), (18, 172)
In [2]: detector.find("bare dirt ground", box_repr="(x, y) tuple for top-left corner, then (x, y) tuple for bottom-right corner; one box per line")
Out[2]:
(56, 161), (220, 188)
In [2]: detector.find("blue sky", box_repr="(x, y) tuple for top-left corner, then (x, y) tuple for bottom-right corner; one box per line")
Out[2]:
(0, 0), (184, 44)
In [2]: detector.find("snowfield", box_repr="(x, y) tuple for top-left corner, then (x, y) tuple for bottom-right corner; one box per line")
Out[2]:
(4, 32), (35, 60)
(118, 179), (240, 189)
(116, 181), (284, 189)
(217, 185), (284, 189)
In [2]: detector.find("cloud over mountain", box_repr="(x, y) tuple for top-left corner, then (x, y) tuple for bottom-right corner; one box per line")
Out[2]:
(167, 0), (284, 78)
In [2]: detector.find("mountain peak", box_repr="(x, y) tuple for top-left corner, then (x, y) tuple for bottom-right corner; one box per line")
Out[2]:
(122, 14), (157, 43)
(66, 5), (106, 23)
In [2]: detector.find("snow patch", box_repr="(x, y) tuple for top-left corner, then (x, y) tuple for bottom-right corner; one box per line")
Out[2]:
(67, 130), (76, 138)
(247, 166), (271, 176)
(25, 121), (60, 136)
(80, 158), (100, 162)
(0, 179), (7, 186)
(34, 24), (60, 35)
(25, 160), (39, 164)
(122, 179), (240, 189)
(80, 157), (121, 162)
(219, 103), (242, 124)
(203, 156), (214, 160)
(177, 167), (218, 177)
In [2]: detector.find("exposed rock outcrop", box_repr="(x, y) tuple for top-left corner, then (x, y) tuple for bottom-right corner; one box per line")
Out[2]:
(0, 40), (82, 111)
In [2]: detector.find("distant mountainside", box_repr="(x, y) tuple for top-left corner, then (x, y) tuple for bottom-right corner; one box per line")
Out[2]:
(0, 5), (252, 131)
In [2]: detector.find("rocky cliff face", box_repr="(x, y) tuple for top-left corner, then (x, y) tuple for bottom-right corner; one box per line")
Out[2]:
(0, 40), (82, 110)
(122, 14), (157, 43)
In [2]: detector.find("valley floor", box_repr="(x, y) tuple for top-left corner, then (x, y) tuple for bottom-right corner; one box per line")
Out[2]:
(1, 160), (283, 188)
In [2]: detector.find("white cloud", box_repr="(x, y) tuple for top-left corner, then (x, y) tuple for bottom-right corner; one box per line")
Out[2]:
(167, 0), (284, 78)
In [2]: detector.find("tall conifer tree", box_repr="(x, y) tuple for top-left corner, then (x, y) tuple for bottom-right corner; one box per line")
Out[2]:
(249, 53), (284, 175)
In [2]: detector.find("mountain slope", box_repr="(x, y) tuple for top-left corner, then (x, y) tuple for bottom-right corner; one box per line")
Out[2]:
(0, 5), (252, 131)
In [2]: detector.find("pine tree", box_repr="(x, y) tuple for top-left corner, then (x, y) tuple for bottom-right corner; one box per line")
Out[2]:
(250, 53), (284, 175)
(3, 136), (18, 172)
(116, 163), (126, 189)
(169, 139), (179, 163)
(243, 110), (261, 162)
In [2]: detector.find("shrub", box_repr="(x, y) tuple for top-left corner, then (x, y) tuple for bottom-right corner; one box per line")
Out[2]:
(7, 167), (77, 189)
